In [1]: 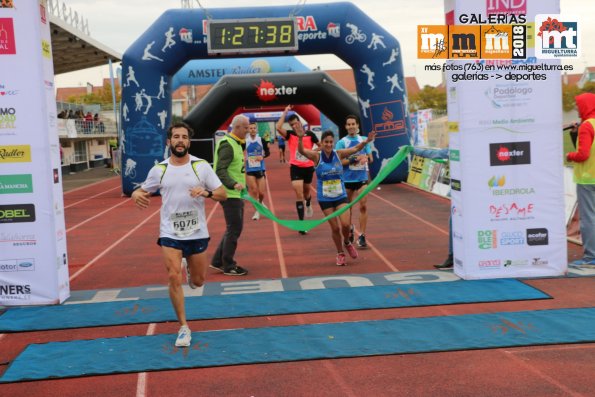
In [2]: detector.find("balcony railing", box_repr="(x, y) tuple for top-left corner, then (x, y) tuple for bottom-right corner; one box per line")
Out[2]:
(57, 119), (117, 138)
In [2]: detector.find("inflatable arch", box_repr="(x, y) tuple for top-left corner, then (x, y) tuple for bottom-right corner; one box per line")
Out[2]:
(224, 105), (321, 131)
(183, 71), (358, 162)
(171, 56), (310, 90)
(121, 2), (410, 195)
(189, 105), (322, 164)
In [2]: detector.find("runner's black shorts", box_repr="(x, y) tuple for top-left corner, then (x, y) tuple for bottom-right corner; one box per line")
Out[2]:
(290, 165), (315, 184)
(319, 197), (348, 211)
(344, 181), (368, 191)
(247, 170), (266, 179)
(157, 237), (210, 257)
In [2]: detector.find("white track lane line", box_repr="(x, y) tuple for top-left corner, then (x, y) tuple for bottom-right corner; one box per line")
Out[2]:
(135, 323), (157, 397)
(354, 227), (399, 272)
(501, 349), (585, 397)
(65, 185), (121, 209)
(205, 201), (219, 223)
(63, 176), (119, 195)
(265, 176), (288, 278)
(69, 201), (220, 282)
(66, 199), (130, 233)
(69, 208), (160, 282)
(311, 186), (399, 271)
(269, 180), (354, 395)
(369, 191), (449, 235)
(349, 188), (449, 271)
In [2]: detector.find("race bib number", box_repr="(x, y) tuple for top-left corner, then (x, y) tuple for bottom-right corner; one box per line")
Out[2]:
(349, 162), (366, 171)
(349, 154), (367, 171)
(170, 210), (200, 237)
(295, 149), (308, 163)
(322, 179), (343, 198)
(248, 156), (261, 168)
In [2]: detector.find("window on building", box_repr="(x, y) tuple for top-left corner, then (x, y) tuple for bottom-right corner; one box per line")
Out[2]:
(73, 141), (88, 163)
(172, 101), (183, 117)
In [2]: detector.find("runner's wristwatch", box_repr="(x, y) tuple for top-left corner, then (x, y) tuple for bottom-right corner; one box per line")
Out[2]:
(205, 190), (213, 198)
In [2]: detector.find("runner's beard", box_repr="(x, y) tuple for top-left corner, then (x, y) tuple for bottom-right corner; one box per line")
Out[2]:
(171, 145), (188, 158)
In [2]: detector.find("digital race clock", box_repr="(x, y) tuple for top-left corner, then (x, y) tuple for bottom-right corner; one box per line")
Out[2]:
(207, 18), (298, 54)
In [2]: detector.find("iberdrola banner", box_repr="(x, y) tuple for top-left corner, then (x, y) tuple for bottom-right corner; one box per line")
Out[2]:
(446, 0), (566, 279)
(0, 1), (69, 305)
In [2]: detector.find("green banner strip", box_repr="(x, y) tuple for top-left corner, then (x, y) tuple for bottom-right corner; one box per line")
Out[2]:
(241, 145), (413, 231)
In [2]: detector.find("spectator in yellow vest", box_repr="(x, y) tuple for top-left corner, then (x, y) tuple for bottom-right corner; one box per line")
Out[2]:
(211, 114), (250, 276)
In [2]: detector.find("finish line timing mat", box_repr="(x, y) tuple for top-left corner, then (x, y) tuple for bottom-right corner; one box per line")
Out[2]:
(2, 307), (595, 383)
(0, 279), (549, 332)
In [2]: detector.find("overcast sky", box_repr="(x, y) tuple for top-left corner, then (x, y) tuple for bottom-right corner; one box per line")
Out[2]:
(54, 0), (594, 88)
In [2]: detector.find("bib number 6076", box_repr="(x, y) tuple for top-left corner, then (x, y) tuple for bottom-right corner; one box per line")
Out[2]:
(173, 218), (197, 230)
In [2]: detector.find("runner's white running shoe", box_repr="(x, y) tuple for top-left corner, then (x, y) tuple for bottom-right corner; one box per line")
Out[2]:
(305, 203), (313, 218)
(252, 211), (260, 220)
(175, 325), (192, 347)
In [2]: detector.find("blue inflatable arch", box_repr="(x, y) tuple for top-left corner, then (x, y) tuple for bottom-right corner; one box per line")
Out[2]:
(121, 2), (411, 195)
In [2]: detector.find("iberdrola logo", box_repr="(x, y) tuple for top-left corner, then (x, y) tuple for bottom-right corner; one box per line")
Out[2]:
(488, 175), (506, 188)
(255, 79), (298, 102)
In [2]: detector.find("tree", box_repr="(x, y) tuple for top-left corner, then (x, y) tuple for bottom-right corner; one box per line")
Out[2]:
(67, 92), (102, 105)
(410, 85), (446, 113)
(66, 82), (121, 109)
(562, 83), (581, 112)
(171, 114), (184, 125)
(563, 81), (595, 112)
(581, 81), (595, 94)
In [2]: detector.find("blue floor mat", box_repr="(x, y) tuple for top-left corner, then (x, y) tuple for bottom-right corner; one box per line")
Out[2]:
(2, 307), (594, 383)
(0, 279), (548, 332)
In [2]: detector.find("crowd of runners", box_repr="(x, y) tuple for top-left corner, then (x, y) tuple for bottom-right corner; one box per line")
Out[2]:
(131, 107), (376, 346)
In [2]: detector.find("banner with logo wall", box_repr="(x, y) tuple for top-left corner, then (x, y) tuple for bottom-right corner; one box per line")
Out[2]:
(0, 1), (70, 305)
(447, 0), (566, 279)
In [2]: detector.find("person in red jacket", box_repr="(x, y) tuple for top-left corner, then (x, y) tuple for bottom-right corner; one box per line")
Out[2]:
(567, 93), (595, 268)
(276, 105), (319, 234)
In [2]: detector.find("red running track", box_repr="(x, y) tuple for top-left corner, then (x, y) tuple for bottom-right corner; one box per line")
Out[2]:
(1, 145), (594, 397)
